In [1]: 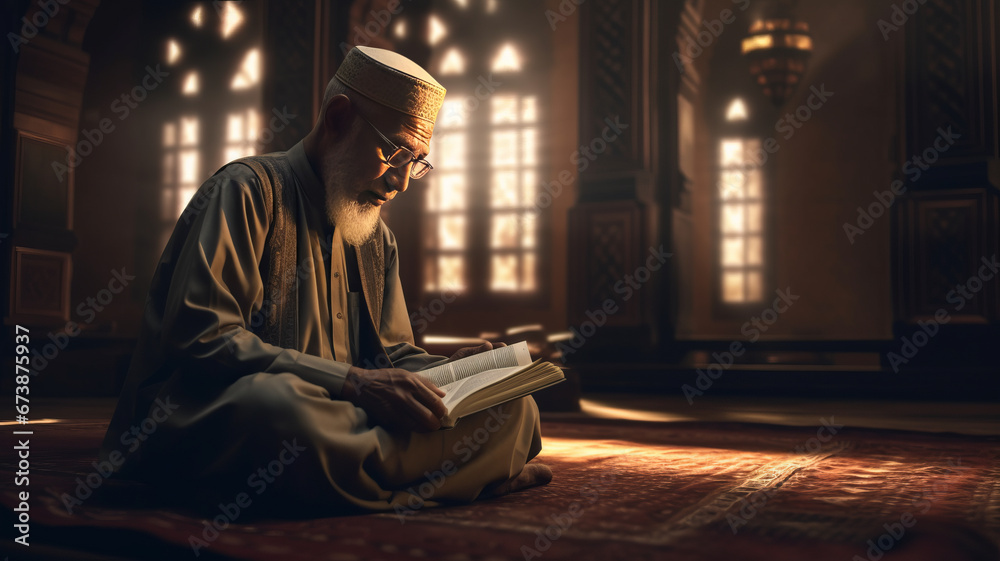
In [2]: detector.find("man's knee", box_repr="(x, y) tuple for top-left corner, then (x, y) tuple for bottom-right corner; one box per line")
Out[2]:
(466, 396), (540, 440)
(500, 395), (540, 424)
(225, 373), (314, 432)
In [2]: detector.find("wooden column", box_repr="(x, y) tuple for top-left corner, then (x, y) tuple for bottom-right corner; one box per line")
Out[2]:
(893, 0), (999, 373)
(567, 0), (683, 362)
(5, 0), (99, 327)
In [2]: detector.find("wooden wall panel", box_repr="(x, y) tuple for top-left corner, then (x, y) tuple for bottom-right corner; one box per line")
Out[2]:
(578, 0), (647, 176)
(12, 247), (71, 322)
(898, 189), (996, 323)
(568, 201), (644, 327)
(906, 0), (997, 161)
(893, 0), (999, 374)
(6, 0), (98, 326)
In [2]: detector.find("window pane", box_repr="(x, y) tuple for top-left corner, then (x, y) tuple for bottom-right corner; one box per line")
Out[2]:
(437, 133), (466, 169)
(167, 40), (181, 65)
(439, 255), (465, 291)
(246, 109), (259, 141)
(746, 235), (763, 266)
(491, 213), (518, 248)
(438, 215), (465, 249)
(492, 43), (521, 72)
(440, 48), (464, 75)
(522, 170), (537, 206)
(183, 72), (199, 95)
(492, 95), (518, 124)
(720, 170), (745, 200)
(491, 131), (518, 167)
(221, 1), (244, 38)
(491, 254), (518, 291)
(438, 173), (466, 211)
(491, 171), (518, 208)
(227, 114), (244, 142)
(722, 204), (744, 233)
(179, 150), (198, 184)
(231, 49), (260, 89)
(180, 117), (198, 146)
(163, 123), (176, 146)
(521, 212), (536, 248)
(521, 128), (537, 165)
(746, 203), (762, 233)
(722, 237), (744, 266)
(723, 271), (744, 303)
(440, 99), (467, 127)
(429, 15), (447, 45)
(522, 253), (536, 290)
(521, 96), (537, 122)
(720, 139), (745, 166)
(225, 147), (245, 162)
(725, 98), (749, 121)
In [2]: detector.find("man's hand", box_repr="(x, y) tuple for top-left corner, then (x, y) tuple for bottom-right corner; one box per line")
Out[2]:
(448, 340), (506, 362)
(341, 366), (447, 433)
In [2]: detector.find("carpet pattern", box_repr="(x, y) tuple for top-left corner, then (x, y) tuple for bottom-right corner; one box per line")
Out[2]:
(1, 418), (999, 560)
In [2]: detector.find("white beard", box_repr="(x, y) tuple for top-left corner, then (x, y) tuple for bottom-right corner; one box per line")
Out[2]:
(327, 190), (380, 246)
(322, 150), (381, 246)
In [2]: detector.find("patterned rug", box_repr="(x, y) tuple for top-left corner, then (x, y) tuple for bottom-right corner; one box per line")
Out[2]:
(1, 417), (998, 560)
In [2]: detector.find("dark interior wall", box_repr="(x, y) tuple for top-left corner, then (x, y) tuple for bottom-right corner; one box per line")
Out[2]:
(0, 0), (30, 320)
(682, 0), (898, 341)
(73, 0), (275, 338)
(774, 0), (898, 341)
(73, 0), (147, 335)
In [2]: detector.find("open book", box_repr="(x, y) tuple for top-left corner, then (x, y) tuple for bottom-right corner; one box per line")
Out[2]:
(418, 341), (565, 429)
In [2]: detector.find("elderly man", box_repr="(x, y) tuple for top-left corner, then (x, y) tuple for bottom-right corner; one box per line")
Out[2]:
(100, 46), (550, 515)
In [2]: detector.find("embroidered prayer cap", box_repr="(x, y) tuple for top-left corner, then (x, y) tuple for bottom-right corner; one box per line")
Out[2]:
(335, 46), (446, 124)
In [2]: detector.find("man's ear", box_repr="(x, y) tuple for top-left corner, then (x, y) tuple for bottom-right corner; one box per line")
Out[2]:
(322, 94), (353, 139)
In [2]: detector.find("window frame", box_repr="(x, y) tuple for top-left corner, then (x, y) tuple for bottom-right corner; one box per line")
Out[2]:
(418, 6), (553, 310)
(711, 98), (775, 318)
(153, 2), (264, 251)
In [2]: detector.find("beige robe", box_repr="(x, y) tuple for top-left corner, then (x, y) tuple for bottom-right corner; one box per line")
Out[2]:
(99, 140), (541, 514)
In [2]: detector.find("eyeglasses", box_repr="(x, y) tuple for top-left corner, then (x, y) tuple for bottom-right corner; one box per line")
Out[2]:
(357, 113), (434, 179)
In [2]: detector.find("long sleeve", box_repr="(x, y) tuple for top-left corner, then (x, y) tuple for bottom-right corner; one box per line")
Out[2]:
(157, 165), (351, 398)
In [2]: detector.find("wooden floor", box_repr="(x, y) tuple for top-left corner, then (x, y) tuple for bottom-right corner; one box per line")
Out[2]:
(25, 394), (1000, 435)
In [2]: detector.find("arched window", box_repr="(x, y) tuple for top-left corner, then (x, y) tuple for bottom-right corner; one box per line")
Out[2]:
(420, 0), (549, 298)
(158, 2), (262, 249)
(717, 98), (765, 304)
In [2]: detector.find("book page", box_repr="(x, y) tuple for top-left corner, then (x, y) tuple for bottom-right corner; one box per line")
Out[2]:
(419, 341), (531, 388)
(440, 365), (523, 410)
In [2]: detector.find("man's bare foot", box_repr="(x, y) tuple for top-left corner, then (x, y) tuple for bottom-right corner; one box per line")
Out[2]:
(483, 463), (553, 498)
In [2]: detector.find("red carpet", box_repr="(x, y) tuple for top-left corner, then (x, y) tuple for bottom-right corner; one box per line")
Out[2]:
(1, 417), (998, 560)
